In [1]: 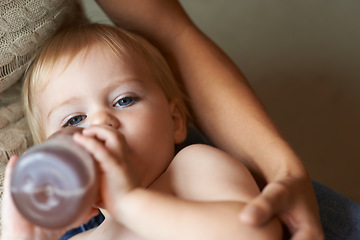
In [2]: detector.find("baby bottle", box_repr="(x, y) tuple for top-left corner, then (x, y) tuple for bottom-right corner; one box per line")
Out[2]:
(10, 127), (99, 229)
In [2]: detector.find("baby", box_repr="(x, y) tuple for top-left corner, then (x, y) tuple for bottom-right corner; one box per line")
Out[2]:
(2, 23), (282, 240)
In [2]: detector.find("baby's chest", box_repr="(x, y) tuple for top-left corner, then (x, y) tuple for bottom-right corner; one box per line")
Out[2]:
(115, 227), (146, 240)
(81, 222), (146, 240)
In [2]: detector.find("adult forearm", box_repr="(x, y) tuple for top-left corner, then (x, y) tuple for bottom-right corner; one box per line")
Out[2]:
(161, 25), (308, 182)
(140, 19), (308, 184)
(96, 0), (308, 184)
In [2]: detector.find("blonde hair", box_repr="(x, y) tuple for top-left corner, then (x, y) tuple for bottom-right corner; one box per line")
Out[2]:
(23, 24), (190, 144)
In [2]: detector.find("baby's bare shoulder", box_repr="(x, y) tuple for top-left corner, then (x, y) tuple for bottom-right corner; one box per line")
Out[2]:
(168, 144), (259, 201)
(172, 144), (246, 174)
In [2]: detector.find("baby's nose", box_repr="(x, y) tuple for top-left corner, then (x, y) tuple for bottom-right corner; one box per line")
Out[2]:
(90, 111), (120, 129)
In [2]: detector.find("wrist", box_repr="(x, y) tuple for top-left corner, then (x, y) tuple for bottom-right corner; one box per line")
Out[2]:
(250, 137), (309, 183)
(113, 188), (148, 224)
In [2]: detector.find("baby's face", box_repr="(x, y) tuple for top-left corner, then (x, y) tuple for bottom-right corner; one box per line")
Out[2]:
(35, 45), (184, 186)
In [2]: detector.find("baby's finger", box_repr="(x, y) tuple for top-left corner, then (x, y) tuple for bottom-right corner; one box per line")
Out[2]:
(81, 125), (127, 155)
(73, 132), (125, 173)
(74, 133), (114, 161)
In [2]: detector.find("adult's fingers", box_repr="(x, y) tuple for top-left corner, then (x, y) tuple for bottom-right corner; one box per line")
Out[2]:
(239, 181), (289, 225)
(239, 180), (324, 240)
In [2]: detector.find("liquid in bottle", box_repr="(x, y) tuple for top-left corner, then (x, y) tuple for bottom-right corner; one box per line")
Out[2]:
(10, 127), (99, 229)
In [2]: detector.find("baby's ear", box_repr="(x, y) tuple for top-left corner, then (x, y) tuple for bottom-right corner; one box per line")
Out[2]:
(169, 99), (187, 144)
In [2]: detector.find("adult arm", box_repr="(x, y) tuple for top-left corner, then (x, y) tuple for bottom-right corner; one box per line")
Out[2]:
(95, 0), (324, 239)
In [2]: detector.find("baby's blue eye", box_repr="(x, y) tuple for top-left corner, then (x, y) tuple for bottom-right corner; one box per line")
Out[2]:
(114, 97), (135, 107)
(63, 115), (86, 127)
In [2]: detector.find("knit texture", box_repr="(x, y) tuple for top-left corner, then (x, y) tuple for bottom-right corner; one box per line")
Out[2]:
(0, 0), (81, 235)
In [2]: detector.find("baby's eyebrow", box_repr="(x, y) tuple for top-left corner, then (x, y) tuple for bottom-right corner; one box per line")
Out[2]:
(47, 97), (82, 119)
(105, 77), (143, 90)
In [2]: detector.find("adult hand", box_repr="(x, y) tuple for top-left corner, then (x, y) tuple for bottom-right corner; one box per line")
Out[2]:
(240, 176), (324, 240)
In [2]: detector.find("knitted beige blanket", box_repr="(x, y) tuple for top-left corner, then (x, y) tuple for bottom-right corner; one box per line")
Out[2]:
(0, 0), (81, 234)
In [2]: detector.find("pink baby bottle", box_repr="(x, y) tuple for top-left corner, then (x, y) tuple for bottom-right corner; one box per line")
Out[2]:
(10, 127), (99, 229)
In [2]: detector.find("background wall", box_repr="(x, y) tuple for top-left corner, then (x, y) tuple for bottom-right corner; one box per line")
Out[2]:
(82, 0), (360, 203)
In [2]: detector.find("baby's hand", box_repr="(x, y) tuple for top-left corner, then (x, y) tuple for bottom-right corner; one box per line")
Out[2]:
(73, 125), (139, 215)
